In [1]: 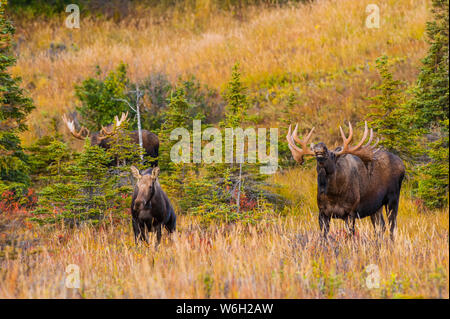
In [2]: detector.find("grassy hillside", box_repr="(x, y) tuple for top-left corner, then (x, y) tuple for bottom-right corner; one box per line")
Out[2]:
(12, 0), (429, 145)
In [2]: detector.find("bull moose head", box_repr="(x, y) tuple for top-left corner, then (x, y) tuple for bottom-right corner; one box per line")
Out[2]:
(62, 112), (129, 147)
(130, 166), (160, 212)
(286, 121), (380, 166)
(286, 121), (381, 197)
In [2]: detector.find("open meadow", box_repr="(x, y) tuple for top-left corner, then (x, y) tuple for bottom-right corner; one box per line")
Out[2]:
(0, 170), (448, 298)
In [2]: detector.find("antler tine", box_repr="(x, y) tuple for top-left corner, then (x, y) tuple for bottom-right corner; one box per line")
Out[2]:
(352, 121), (369, 150)
(115, 111), (129, 127)
(305, 126), (315, 143)
(62, 114), (71, 130)
(373, 139), (382, 154)
(339, 121), (353, 148)
(101, 124), (113, 134)
(337, 121), (370, 155)
(335, 121), (381, 162)
(62, 114), (89, 140)
(364, 128), (374, 147)
(293, 125), (314, 145)
(373, 137), (380, 148)
(286, 125), (300, 152)
(338, 125), (349, 154)
(286, 123), (315, 163)
(292, 124), (315, 151)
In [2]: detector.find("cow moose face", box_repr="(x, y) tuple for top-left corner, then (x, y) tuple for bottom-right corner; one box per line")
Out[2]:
(131, 166), (160, 211)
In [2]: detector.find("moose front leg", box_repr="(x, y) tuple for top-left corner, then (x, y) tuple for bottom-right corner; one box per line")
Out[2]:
(345, 214), (356, 236)
(318, 212), (330, 239)
(132, 217), (148, 244)
(132, 216), (142, 244)
(155, 224), (162, 248)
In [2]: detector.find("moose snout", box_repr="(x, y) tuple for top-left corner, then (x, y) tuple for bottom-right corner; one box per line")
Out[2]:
(134, 200), (146, 211)
(312, 142), (328, 161)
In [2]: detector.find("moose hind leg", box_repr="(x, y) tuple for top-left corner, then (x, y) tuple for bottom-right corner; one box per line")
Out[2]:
(386, 200), (399, 241)
(319, 212), (330, 239)
(155, 224), (162, 248)
(370, 208), (386, 236)
(345, 214), (356, 236)
(165, 212), (176, 233)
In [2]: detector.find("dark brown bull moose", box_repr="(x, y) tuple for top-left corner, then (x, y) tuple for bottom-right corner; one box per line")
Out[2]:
(130, 166), (176, 245)
(62, 112), (159, 166)
(286, 121), (405, 240)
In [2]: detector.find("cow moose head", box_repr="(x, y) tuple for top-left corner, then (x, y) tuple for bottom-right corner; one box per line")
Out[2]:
(130, 166), (160, 212)
(62, 112), (129, 148)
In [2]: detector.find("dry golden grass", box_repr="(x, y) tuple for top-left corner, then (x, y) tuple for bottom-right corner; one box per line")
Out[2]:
(0, 168), (448, 298)
(12, 0), (430, 144)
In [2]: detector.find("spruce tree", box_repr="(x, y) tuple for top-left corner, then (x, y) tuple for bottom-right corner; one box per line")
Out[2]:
(34, 139), (115, 225)
(106, 120), (143, 169)
(367, 55), (417, 161)
(214, 63), (268, 216)
(413, 0), (449, 208)
(0, 1), (35, 193)
(69, 139), (114, 222)
(75, 63), (130, 131)
(159, 88), (193, 173)
(221, 63), (249, 129)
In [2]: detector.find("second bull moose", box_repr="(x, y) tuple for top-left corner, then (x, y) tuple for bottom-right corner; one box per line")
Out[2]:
(286, 121), (405, 240)
(62, 112), (159, 166)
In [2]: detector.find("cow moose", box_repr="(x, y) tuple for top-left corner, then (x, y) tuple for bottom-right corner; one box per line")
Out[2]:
(286, 121), (405, 240)
(130, 166), (176, 245)
(62, 112), (159, 166)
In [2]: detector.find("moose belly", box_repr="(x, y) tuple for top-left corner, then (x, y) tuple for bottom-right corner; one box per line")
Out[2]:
(318, 195), (354, 219)
(138, 208), (164, 224)
(138, 209), (153, 222)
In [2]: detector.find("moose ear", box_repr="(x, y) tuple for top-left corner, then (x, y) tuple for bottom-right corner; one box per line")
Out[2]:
(151, 167), (160, 179)
(130, 166), (141, 180)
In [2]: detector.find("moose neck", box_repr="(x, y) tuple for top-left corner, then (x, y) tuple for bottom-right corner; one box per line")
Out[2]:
(316, 156), (336, 195)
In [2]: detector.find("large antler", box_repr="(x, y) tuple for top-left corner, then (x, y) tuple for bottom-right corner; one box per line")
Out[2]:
(62, 114), (90, 140)
(335, 121), (380, 162)
(98, 112), (129, 140)
(114, 111), (128, 127)
(286, 124), (315, 164)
